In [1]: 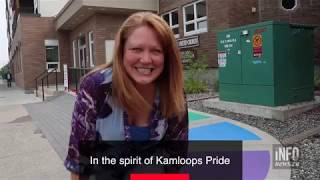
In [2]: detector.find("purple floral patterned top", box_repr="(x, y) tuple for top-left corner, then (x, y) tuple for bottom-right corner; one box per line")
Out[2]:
(64, 68), (188, 174)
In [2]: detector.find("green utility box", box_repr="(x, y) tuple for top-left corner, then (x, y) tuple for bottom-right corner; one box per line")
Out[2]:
(217, 21), (315, 106)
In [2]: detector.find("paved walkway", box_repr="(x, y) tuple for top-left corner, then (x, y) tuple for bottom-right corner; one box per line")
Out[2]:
(0, 80), (41, 107)
(24, 94), (74, 161)
(0, 79), (291, 179)
(24, 93), (291, 180)
(0, 79), (68, 179)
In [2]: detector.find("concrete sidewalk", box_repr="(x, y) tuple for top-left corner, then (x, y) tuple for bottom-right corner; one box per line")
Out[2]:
(0, 80), (68, 179)
(0, 80), (41, 107)
(24, 92), (291, 180)
(2, 79), (291, 179)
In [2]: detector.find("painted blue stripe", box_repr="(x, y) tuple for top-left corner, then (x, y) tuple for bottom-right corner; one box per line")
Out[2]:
(190, 122), (261, 140)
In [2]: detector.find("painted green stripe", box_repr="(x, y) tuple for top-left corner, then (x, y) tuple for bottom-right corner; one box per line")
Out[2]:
(188, 111), (210, 122)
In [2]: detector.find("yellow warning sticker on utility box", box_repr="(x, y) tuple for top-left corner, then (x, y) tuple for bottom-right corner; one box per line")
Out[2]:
(253, 34), (262, 57)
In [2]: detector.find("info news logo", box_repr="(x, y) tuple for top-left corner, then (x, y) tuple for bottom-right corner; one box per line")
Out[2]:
(273, 144), (300, 169)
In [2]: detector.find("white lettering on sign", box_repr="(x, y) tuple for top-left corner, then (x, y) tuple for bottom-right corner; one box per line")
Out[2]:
(220, 38), (237, 44)
(224, 44), (233, 48)
(181, 50), (196, 63)
(177, 36), (199, 49)
(220, 34), (237, 52)
(273, 144), (300, 169)
(63, 64), (68, 89)
(178, 38), (198, 47)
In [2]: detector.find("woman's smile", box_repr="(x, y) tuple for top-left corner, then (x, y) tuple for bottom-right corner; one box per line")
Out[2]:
(135, 67), (154, 75)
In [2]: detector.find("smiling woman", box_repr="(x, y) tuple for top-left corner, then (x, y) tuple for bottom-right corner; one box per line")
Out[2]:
(64, 12), (188, 179)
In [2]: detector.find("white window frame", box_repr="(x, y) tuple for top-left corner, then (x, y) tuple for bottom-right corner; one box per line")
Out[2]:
(88, 31), (94, 67)
(77, 39), (81, 68)
(72, 40), (77, 68)
(183, 0), (208, 36)
(162, 9), (180, 38)
(44, 40), (60, 72)
(105, 40), (115, 64)
(78, 36), (87, 68)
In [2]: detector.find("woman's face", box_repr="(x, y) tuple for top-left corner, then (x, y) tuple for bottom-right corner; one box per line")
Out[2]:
(123, 25), (164, 87)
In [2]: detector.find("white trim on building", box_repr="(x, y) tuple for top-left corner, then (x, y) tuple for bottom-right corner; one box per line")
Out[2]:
(88, 31), (94, 67)
(72, 40), (77, 67)
(105, 40), (115, 64)
(162, 9), (180, 38)
(38, 0), (69, 17)
(183, 0), (208, 36)
(44, 39), (60, 72)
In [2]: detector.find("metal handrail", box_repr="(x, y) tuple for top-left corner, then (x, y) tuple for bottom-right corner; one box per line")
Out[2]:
(40, 68), (58, 101)
(35, 69), (51, 97)
(34, 68), (58, 101)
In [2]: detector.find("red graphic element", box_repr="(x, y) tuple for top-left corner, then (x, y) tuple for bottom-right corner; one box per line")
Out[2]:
(253, 34), (263, 57)
(130, 173), (190, 180)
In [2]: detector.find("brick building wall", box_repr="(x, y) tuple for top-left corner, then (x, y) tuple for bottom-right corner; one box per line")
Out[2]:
(69, 13), (128, 68)
(14, 16), (68, 91)
(58, 30), (72, 69)
(159, 0), (258, 67)
(95, 14), (128, 66)
(258, 0), (320, 64)
(10, 15), (24, 88)
(228, 0), (259, 27)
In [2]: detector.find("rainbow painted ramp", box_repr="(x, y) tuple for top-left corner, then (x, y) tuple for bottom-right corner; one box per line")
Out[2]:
(188, 109), (291, 180)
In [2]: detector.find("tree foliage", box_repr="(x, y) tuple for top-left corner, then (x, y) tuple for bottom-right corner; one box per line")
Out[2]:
(184, 54), (209, 94)
(0, 64), (9, 79)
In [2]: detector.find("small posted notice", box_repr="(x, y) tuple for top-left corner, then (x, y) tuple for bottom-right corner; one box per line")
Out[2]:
(63, 64), (68, 90)
(218, 51), (227, 67)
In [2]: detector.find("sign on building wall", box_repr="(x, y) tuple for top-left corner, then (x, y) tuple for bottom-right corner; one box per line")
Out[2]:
(63, 64), (68, 90)
(177, 36), (199, 49)
(219, 35), (237, 53)
(181, 50), (197, 64)
(253, 34), (263, 57)
(218, 51), (227, 67)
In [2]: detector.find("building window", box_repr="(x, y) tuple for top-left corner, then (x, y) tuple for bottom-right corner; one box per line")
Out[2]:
(282, 0), (296, 10)
(44, 40), (60, 72)
(78, 36), (87, 68)
(162, 9), (179, 38)
(183, 0), (207, 36)
(88, 31), (95, 67)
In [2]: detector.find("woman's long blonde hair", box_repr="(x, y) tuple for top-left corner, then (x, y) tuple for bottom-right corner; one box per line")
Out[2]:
(94, 12), (185, 119)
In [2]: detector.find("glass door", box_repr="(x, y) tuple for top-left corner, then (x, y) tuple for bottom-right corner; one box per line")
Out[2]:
(78, 36), (87, 76)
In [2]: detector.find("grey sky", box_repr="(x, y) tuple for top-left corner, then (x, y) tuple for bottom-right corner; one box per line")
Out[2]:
(0, 0), (8, 69)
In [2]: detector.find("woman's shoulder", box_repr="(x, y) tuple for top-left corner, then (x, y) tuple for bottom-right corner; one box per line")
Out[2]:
(81, 68), (112, 87)
(79, 67), (113, 95)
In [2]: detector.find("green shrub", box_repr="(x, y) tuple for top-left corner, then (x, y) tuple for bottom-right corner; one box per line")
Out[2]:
(184, 55), (209, 94)
(185, 79), (208, 94)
